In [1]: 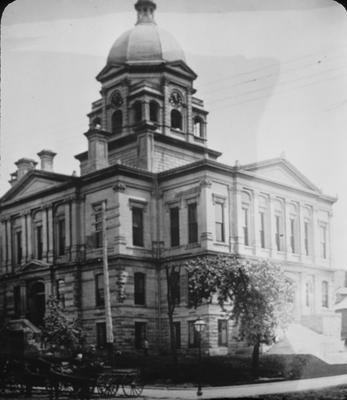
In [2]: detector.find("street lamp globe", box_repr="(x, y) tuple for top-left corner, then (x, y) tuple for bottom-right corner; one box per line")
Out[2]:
(194, 317), (206, 333)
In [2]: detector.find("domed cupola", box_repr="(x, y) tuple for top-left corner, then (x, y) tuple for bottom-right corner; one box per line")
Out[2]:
(107, 0), (186, 65)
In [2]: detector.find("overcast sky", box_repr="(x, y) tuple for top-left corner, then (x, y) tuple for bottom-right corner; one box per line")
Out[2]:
(1, 0), (347, 269)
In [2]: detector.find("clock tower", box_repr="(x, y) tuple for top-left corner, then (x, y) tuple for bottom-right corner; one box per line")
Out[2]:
(76, 0), (220, 174)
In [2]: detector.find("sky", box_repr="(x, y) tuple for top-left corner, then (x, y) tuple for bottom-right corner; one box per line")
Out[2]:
(1, 0), (347, 268)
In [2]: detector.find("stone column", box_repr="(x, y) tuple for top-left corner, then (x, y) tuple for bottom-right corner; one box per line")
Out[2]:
(26, 213), (32, 261)
(79, 197), (86, 257)
(284, 199), (290, 258)
(6, 220), (12, 272)
(312, 206), (318, 263)
(143, 99), (149, 123)
(163, 80), (170, 135)
(252, 191), (258, 255)
(70, 199), (79, 260)
(113, 182), (127, 254)
(65, 201), (71, 258)
(298, 202), (304, 261)
(186, 88), (193, 140)
(232, 181), (243, 253)
(227, 186), (233, 253)
(199, 178), (213, 250)
(269, 195), (276, 257)
(47, 207), (54, 262)
(0, 220), (7, 272)
(21, 214), (26, 264)
(41, 207), (48, 261)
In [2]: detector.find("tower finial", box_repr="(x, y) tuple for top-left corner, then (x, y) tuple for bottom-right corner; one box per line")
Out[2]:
(135, 0), (157, 25)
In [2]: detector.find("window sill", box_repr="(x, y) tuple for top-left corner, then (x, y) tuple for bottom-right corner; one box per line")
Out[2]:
(186, 243), (200, 249)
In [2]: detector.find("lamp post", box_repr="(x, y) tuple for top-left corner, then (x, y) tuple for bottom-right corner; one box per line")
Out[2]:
(194, 317), (206, 397)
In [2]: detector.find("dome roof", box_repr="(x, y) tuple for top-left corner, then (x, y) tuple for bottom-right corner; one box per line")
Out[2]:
(107, 1), (186, 65)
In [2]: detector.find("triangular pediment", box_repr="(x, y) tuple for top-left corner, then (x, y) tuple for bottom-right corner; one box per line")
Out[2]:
(20, 259), (51, 272)
(241, 158), (320, 193)
(1, 171), (73, 204)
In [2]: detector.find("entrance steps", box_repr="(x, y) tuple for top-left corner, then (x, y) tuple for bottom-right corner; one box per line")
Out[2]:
(266, 323), (347, 364)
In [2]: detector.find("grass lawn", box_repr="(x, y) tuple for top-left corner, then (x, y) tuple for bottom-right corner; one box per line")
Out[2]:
(247, 385), (347, 399)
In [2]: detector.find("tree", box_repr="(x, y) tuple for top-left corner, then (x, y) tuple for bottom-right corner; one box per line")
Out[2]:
(186, 254), (294, 378)
(41, 296), (85, 355)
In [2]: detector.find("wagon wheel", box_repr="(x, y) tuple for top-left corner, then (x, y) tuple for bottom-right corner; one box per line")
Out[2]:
(96, 375), (116, 398)
(122, 372), (144, 398)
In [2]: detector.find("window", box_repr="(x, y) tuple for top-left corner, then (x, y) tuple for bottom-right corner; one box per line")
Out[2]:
(36, 225), (43, 260)
(188, 321), (199, 348)
(57, 219), (66, 255)
(322, 281), (329, 308)
(132, 207), (144, 247)
(96, 322), (106, 349)
(304, 221), (309, 256)
(149, 101), (159, 123)
(275, 215), (282, 251)
(320, 226), (327, 259)
(171, 109), (182, 130)
(95, 274), (104, 307)
(14, 286), (21, 317)
(215, 203), (225, 242)
(133, 101), (142, 123)
(94, 204), (103, 249)
(259, 212), (265, 249)
(92, 117), (101, 129)
(134, 272), (145, 305)
(188, 203), (198, 244)
(134, 322), (147, 349)
(112, 110), (123, 134)
(305, 281), (312, 307)
(56, 279), (65, 308)
(170, 271), (180, 305)
(218, 320), (228, 346)
(242, 208), (249, 246)
(173, 322), (181, 348)
(15, 231), (22, 264)
(193, 117), (203, 137)
(170, 207), (180, 247)
(290, 218), (296, 253)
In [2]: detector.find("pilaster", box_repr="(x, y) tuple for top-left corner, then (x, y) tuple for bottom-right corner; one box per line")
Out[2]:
(251, 191), (258, 255)
(70, 199), (79, 259)
(199, 178), (213, 250)
(65, 201), (71, 258)
(269, 195), (276, 257)
(298, 202), (304, 261)
(6, 220), (12, 272)
(20, 214), (27, 264)
(284, 199), (290, 258)
(47, 206), (54, 262)
(42, 207), (48, 261)
(312, 205), (318, 263)
(113, 182), (127, 253)
(0, 220), (7, 272)
(19, 284), (27, 318)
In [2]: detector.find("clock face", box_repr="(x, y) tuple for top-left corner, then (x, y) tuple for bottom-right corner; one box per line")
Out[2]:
(111, 91), (123, 107)
(169, 91), (183, 106)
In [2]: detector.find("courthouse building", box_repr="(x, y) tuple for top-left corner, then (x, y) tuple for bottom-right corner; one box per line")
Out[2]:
(0, 0), (342, 356)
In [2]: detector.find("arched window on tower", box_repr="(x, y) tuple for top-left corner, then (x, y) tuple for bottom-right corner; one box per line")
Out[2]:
(133, 101), (142, 123)
(171, 109), (182, 130)
(149, 101), (159, 123)
(193, 116), (203, 137)
(92, 117), (101, 129)
(112, 110), (123, 134)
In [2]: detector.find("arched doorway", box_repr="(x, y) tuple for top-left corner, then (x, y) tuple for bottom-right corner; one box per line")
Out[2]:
(27, 281), (46, 326)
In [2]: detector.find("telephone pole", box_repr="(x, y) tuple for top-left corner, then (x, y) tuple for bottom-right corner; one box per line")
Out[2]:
(102, 200), (114, 364)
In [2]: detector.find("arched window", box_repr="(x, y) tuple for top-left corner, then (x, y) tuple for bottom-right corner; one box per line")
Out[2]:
(171, 109), (182, 130)
(149, 101), (159, 123)
(133, 101), (142, 123)
(112, 110), (123, 134)
(92, 117), (101, 129)
(193, 116), (203, 137)
(322, 281), (329, 308)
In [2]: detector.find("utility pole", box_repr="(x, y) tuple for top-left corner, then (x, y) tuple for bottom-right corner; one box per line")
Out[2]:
(102, 200), (114, 364)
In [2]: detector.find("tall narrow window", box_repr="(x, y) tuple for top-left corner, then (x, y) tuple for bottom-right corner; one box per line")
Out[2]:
(215, 203), (225, 242)
(320, 226), (327, 259)
(95, 274), (104, 307)
(304, 221), (309, 256)
(94, 204), (103, 249)
(193, 117), (203, 137)
(57, 219), (65, 256)
(149, 101), (159, 123)
(36, 225), (43, 260)
(290, 218), (296, 253)
(96, 322), (106, 349)
(132, 207), (144, 247)
(322, 281), (329, 308)
(134, 272), (145, 305)
(305, 281), (311, 307)
(218, 320), (228, 346)
(170, 207), (180, 247)
(170, 271), (180, 305)
(259, 212), (265, 249)
(16, 231), (22, 264)
(188, 203), (198, 244)
(133, 101), (142, 123)
(188, 321), (199, 348)
(56, 279), (65, 308)
(242, 208), (249, 246)
(171, 110), (182, 130)
(173, 322), (181, 348)
(134, 322), (147, 349)
(275, 215), (281, 251)
(112, 110), (123, 134)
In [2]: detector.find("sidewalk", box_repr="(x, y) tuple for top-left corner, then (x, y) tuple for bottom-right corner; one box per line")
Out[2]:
(142, 374), (347, 399)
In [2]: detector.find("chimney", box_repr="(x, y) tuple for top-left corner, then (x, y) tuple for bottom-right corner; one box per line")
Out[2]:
(84, 128), (112, 172)
(37, 149), (57, 172)
(15, 158), (37, 180)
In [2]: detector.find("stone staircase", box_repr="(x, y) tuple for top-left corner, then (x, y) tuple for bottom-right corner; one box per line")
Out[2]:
(266, 323), (347, 364)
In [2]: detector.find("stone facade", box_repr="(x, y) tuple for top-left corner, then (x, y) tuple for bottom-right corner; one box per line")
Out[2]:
(0, 0), (341, 356)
